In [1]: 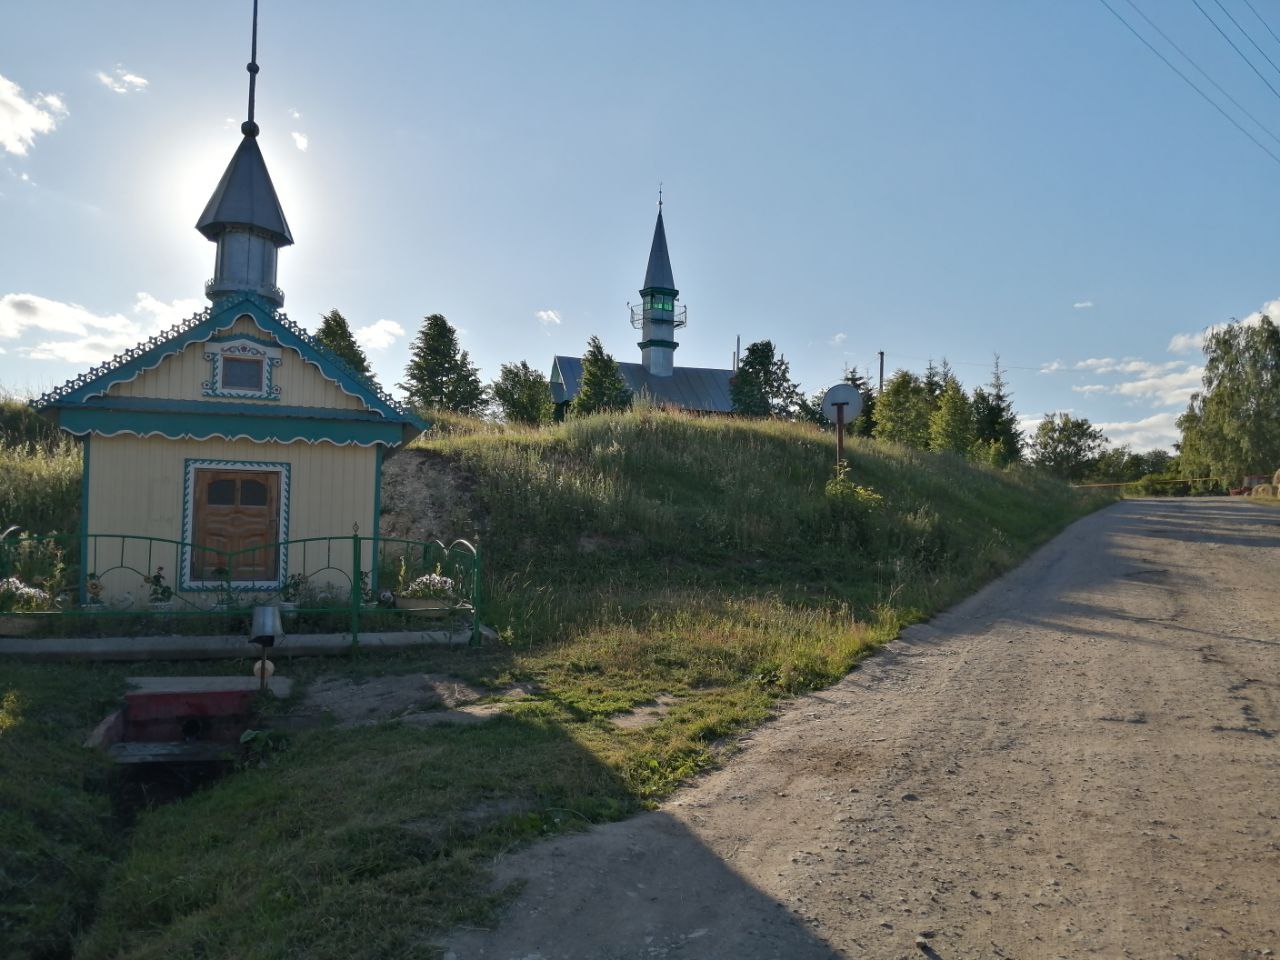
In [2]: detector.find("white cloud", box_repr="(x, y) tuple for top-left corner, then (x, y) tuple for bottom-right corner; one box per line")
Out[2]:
(290, 131), (308, 152)
(1073, 300), (1094, 309)
(535, 309), (562, 328)
(828, 332), (847, 347)
(289, 108), (302, 120)
(1039, 359), (1065, 374)
(1110, 366), (1203, 407)
(0, 291), (200, 365)
(1057, 352), (1203, 409)
(1167, 301), (1272, 354)
(0, 74), (68, 156)
(132, 292), (204, 329)
(96, 67), (148, 95)
(1074, 357), (1182, 377)
(353, 319), (405, 352)
(1095, 412), (1181, 451)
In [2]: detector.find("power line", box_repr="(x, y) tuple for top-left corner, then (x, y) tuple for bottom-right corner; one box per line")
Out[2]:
(1122, 0), (1280, 149)
(1210, 0), (1280, 83)
(1095, 0), (1280, 169)
(1190, 0), (1280, 105)
(1239, 0), (1280, 51)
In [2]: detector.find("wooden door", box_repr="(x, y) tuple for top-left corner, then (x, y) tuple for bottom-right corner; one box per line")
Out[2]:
(191, 469), (280, 582)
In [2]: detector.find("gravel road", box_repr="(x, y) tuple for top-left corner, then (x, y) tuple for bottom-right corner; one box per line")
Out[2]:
(443, 499), (1280, 960)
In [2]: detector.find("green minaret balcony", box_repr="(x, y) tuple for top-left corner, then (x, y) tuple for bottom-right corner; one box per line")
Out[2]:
(630, 302), (687, 330)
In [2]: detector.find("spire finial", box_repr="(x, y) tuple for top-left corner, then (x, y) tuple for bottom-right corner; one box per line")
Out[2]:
(658, 182), (663, 210)
(242, 0), (261, 137)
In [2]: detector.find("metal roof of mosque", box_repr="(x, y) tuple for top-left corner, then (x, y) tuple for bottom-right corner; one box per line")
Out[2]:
(551, 356), (733, 413)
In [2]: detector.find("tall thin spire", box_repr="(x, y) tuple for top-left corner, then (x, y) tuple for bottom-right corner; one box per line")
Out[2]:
(243, 0), (261, 137)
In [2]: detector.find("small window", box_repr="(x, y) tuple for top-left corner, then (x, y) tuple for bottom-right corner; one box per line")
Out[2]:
(206, 479), (236, 505)
(240, 479), (269, 506)
(222, 357), (264, 391)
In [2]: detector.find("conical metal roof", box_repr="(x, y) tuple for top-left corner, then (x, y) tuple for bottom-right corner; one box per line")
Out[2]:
(642, 208), (676, 293)
(196, 134), (293, 245)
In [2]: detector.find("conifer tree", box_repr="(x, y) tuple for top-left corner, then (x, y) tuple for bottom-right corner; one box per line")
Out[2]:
(492, 361), (553, 425)
(844, 366), (877, 437)
(572, 336), (632, 415)
(315, 308), (371, 377)
(923, 359), (945, 404)
(971, 355), (1022, 465)
(398, 314), (487, 414)
(928, 377), (976, 454)
(873, 370), (931, 448)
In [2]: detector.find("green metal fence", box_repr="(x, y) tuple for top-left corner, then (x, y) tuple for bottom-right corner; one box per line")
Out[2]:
(0, 529), (481, 645)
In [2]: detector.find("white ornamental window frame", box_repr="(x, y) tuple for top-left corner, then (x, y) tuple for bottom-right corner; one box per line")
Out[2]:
(202, 338), (283, 400)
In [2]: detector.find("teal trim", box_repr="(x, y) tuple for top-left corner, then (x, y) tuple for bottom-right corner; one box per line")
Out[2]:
(35, 293), (426, 434)
(79, 396), (393, 422)
(637, 339), (679, 350)
(59, 407), (403, 447)
(208, 297), (420, 426)
(179, 457), (291, 591)
(371, 446), (383, 592)
(78, 435), (91, 603)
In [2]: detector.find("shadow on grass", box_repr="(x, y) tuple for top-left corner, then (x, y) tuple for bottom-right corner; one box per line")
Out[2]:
(74, 704), (842, 960)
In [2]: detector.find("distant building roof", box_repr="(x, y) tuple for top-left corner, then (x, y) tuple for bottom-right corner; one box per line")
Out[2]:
(196, 135), (294, 246)
(642, 209), (676, 293)
(551, 355), (733, 413)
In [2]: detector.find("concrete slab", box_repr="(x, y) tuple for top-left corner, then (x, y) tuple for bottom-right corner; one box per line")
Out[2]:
(0, 626), (474, 661)
(126, 676), (294, 696)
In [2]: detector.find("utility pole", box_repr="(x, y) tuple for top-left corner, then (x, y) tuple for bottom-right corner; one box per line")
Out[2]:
(877, 350), (885, 395)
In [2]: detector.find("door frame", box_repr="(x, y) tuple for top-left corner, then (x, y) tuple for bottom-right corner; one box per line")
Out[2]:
(180, 457), (291, 591)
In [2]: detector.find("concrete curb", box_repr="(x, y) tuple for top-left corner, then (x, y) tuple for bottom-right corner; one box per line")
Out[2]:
(0, 627), (477, 661)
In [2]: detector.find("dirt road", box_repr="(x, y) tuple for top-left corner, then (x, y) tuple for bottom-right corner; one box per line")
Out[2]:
(443, 499), (1280, 960)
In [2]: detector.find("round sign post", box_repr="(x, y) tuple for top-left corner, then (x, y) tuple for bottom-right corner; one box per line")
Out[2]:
(820, 383), (864, 467)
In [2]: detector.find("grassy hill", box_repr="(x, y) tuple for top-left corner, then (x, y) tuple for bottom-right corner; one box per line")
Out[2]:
(2, 409), (1107, 959)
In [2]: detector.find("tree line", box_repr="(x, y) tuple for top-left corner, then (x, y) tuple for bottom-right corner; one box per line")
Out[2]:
(313, 310), (1184, 485)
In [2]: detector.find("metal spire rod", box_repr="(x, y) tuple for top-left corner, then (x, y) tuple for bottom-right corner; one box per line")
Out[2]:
(658, 181), (663, 210)
(243, 0), (261, 136)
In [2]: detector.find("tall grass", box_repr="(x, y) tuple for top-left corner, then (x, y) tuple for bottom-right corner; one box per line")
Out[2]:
(0, 398), (82, 535)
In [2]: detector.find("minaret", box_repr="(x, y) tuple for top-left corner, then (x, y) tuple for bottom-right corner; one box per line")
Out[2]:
(196, 0), (293, 308)
(631, 190), (686, 376)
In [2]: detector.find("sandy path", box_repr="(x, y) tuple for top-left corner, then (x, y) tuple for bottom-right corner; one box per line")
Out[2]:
(442, 499), (1280, 960)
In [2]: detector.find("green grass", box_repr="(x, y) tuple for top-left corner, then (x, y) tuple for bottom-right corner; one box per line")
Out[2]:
(0, 438), (80, 537)
(2, 410), (1110, 959)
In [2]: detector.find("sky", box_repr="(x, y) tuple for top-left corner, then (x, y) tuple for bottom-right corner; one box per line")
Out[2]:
(4, 1), (1280, 451)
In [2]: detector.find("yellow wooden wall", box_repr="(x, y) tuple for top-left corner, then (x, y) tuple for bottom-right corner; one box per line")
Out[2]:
(86, 434), (378, 603)
(106, 314), (366, 411)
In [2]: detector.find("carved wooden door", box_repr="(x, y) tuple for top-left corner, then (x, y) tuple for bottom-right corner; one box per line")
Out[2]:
(191, 469), (280, 582)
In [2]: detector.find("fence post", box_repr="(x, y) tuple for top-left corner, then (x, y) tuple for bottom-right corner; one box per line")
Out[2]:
(471, 540), (482, 645)
(350, 525), (361, 649)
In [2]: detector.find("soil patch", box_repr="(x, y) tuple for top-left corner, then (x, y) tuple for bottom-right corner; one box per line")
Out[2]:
(305, 673), (487, 727)
(379, 449), (481, 543)
(611, 693), (681, 729)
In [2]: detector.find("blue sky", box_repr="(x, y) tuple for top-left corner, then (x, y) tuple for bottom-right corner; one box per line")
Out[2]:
(4, 1), (1280, 450)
